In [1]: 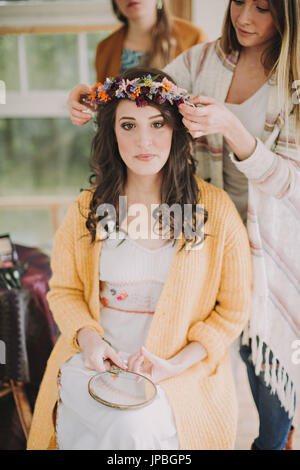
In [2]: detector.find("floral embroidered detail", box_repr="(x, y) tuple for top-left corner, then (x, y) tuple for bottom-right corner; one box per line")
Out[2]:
(57, 372), (62, 392)
(100, 297), (109, 307)
(108, 287), (128, 300)
(117, 292), (128, 301)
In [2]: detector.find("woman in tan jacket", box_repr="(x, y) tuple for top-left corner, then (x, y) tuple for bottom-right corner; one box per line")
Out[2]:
(28, 68), (251, 450)
(69, 0), (207, 125)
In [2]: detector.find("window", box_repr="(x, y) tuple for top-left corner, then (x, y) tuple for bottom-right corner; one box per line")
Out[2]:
(0, 1), (118, 250)
(0, 0), (223, 250)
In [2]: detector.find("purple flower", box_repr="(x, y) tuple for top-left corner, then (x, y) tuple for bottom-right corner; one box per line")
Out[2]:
(136, 95), (148, 107)
(175, 97), (184, 106)
(126, 84), (138, 94)
(107, 80), (122, 97)
(140, 86), (150, 96)
(153, 94), (166, 105)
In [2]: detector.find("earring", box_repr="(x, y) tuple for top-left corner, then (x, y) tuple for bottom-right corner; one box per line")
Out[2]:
(156, 0), (163, 10)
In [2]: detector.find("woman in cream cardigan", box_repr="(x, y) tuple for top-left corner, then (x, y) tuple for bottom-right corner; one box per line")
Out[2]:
(68, 0), (300, 450)
(27, 68), (251, 450)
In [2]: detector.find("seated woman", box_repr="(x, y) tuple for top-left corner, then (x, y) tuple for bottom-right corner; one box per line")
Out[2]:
(27, 68), (252, 450)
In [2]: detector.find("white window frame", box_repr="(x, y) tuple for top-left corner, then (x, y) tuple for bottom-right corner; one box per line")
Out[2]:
(0, 1), (229, 117)
(0, 1), (119, 118)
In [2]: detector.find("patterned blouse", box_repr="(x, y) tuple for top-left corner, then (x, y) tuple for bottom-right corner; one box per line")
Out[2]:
(120, 48), (148, 72)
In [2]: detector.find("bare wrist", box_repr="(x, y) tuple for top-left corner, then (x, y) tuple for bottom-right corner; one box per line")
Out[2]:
(224, 116), (256, 161)
(77, 327), (103, 349)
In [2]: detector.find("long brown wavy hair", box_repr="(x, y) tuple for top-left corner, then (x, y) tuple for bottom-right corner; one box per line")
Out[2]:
(111, 0), (177, 69)
(85, 67), (208, 249)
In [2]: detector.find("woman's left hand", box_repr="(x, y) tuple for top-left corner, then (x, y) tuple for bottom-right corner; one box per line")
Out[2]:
(125, 347), (184, 384)
(179, 95), (236, 139)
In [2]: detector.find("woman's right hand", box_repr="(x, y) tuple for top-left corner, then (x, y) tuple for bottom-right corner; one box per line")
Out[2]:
(67, 83), (95, 126)
(77, 328), (127, 373)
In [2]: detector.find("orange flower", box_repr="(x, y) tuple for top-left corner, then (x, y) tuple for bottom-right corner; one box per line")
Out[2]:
(90, 82), (111, 103)
(90, 82), (103, 102)
(98, 89), (111, 103)
(130, 86), (141, 99)
(162, 79), (172, 93)
(92, 82), (103, 91)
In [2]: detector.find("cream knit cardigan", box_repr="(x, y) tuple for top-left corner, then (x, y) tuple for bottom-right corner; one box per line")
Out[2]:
(27, 177), (252, 450)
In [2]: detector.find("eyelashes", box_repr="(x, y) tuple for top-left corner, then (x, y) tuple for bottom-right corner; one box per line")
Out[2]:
(120, 121), (165, 131)
(121, 123), (135, 130)
(152, 121), (165, 129)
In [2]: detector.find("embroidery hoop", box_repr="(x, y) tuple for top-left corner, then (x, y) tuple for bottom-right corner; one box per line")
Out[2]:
(88, 340), (157, 410)
(88, 365), (157, 410)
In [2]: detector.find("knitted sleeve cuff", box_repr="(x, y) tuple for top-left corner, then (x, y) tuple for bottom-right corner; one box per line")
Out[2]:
(229, 138), (276, 181)
(187, 320), (226, 367)
(71, 321), (105, 352)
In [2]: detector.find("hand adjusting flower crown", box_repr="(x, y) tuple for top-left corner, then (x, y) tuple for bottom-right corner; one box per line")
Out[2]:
(87, 74), (192, 108)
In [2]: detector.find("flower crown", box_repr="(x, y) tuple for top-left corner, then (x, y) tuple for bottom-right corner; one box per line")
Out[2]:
(87, 74), (192, 108)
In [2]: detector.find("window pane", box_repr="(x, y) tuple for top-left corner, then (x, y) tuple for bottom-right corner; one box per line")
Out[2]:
(26, 34), (79, 90)
(0, 117), (95, 249)
(0, 35), (19, 91)
(0, 118), (93, 196)
(0, 208), (54, 253)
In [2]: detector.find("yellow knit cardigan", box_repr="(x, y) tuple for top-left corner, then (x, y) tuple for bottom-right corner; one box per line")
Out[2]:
(27, 177), (252, 450)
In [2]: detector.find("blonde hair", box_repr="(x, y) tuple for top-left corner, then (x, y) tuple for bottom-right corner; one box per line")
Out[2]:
(221, 0), (300, 145)
(111, 0), (177, 69)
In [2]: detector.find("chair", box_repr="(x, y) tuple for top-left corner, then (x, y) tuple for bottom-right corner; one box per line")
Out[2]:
(0, 245), (57, 447)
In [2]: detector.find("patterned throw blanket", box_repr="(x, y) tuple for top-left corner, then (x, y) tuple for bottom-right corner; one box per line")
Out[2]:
(0, 245), (57, 449)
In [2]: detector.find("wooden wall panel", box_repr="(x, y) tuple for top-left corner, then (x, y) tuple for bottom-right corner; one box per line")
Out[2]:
(169, 0), (192, 22)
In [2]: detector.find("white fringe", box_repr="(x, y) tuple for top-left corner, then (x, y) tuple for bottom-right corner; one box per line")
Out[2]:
(241, 322), (250, 345)
(251, 333), (258, 365)
(263, 345), (271, 387)
(270, 353), (277, 392)
(245, 333), (296, 419)
(254, 339), (264, 377)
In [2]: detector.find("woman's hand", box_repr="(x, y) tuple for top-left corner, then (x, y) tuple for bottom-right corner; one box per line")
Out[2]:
(67, 83), (95, 126)
(126, 342), (207, 384)
(179, 95), (256, 160)
(126, 347), (186, 384)
(77, 328), (127, 373)
(179, 95), (237, 139)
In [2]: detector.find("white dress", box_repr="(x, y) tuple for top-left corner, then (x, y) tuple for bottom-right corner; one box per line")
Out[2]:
(56, 233), (179, 450)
